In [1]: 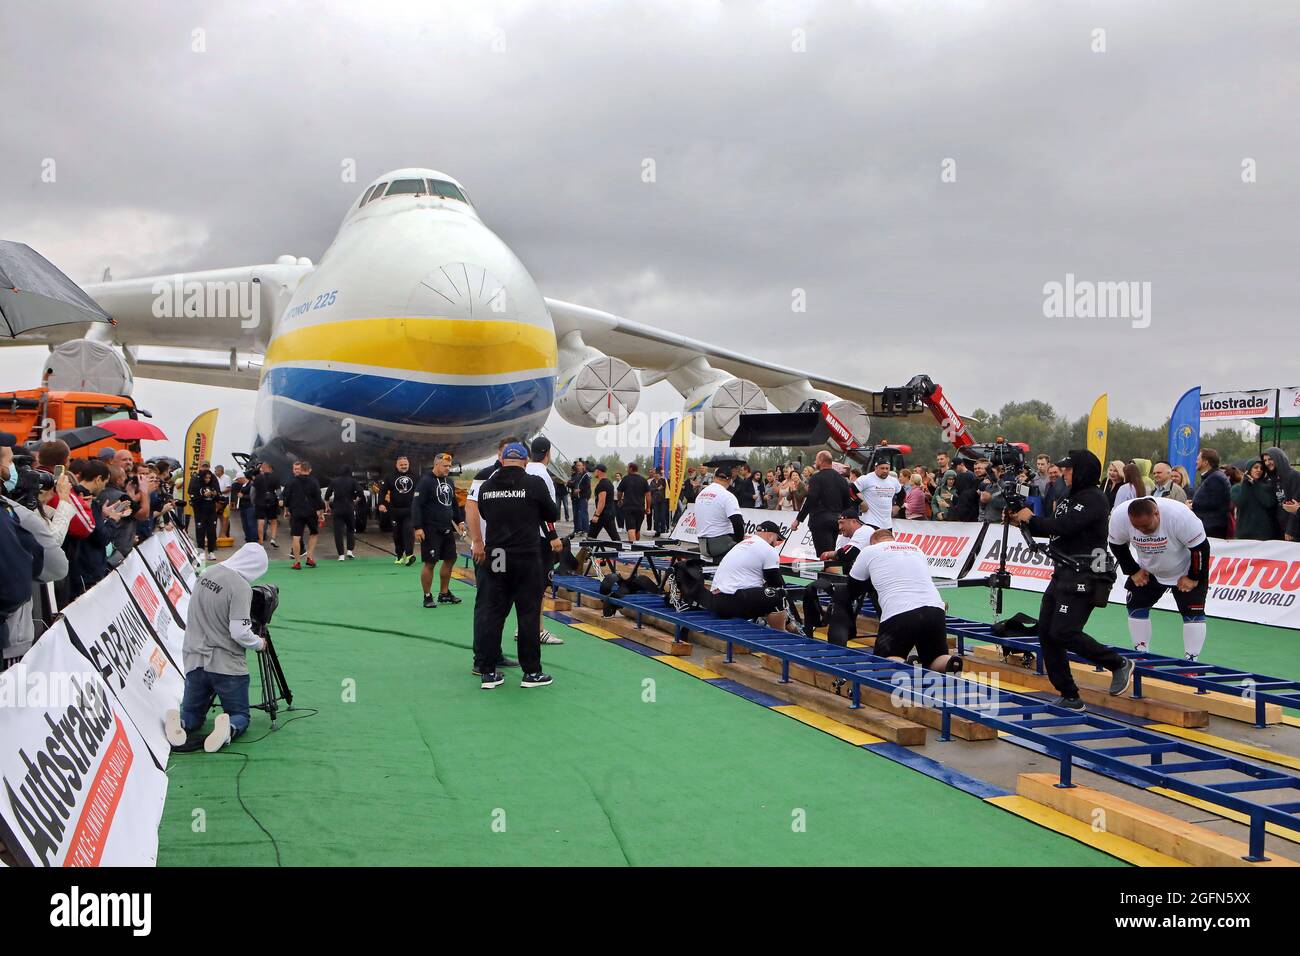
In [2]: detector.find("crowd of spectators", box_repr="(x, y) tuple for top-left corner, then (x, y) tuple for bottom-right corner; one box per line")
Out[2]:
(637, 443), (1300, 544)
(1, 436), (182, 667)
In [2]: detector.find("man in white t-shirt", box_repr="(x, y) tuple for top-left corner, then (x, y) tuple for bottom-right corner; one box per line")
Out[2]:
(1108, 496), (1210, 660)
(821, 508), (875, 566)
(694, 466), (745, 559)
(709, 521), (790, 629)
(849, 529), (959, 671)
(854, 461), (901, 530)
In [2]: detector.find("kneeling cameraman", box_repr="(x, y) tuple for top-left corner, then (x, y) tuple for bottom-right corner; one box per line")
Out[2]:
(166, 543), (270, 752)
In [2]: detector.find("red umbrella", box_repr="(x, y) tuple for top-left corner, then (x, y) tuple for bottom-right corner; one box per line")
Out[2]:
(100, 419), (168, 442)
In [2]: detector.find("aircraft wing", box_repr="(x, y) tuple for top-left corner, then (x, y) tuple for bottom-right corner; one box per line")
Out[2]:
(0, 262), (313, 390)
(545, 297), (878, 407)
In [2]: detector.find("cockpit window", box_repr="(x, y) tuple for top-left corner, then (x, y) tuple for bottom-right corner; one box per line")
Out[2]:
(430, 180), (468, 204)
(386, 179), (429, 197)
(361, 183), (387, 206)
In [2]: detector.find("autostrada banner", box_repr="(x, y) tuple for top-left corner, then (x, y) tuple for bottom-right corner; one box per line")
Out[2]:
(0, 527), (200, 866)
(968, 531), (1300, 629)
(671, 505), (799, 559)
(1199, 387), (1300, 422)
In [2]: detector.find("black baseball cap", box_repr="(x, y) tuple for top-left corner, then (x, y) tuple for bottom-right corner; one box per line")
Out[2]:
(593, 462), (607, 473)
(1056, 454), (1078, 468)
(755, 520), (786, 539)
(839, 507), (862, 521)
(0, 432), (17, 448)
(713, 465), (733, 479)
(530, 436), (551, 460)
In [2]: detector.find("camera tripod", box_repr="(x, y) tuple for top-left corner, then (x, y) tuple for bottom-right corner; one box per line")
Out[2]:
(252, 629), (294, 728)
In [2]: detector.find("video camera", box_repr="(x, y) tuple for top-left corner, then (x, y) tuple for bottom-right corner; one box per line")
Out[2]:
(250, 583), (279, 638)
(5, 455), (56, 515)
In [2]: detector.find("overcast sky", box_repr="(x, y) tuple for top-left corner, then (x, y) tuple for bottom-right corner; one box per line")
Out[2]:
(2, 0), (1297, 467)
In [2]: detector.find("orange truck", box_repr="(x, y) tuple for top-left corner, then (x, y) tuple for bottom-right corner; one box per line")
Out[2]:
(0, 387), (146, 461)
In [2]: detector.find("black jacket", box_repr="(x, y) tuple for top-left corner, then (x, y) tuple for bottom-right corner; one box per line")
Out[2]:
(381, 472), (416, 511)
(1026, 449), (1109, 563)
(411, 472), (463, 530)
(325, 475), (360, 515)
(478, 466), (559, 554)
(283, 475), (324, 518)
(796, 468), (852, 521)
(1191, 468), (1231, 537)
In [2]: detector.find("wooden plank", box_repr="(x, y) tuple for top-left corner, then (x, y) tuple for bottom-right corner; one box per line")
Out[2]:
(970, 642), (1284, 724)
(567, 605), (692, 655)
(702, 655), (927, 747)
(965, 646), (1210, 728)
(1017, 773), (1299, 867)
(753, 653), (997, 741)
(541, 597), (571, 612)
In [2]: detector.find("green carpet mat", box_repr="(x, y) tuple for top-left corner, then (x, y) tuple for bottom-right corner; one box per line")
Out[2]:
(159, 558), (1121, 866)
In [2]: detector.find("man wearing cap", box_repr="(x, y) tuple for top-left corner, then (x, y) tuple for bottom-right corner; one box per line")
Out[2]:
(848, 529), (961, 672)
(708, 521), (792, 630)
(412, 453), (466, 608)
(790, 450), (854, 558)
(465, 436), (521, 674)
(1008, 450), (1133, 711)
(473, 442), (561, 690)
(588, 463), (621, 541)
(694, 465), (745, 559)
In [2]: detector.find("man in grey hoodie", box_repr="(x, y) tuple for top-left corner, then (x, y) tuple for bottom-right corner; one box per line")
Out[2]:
(166, 543), (269, 752)
(1263, 447), (1300, 540)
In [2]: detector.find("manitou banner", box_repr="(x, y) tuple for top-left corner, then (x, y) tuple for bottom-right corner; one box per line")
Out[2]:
(967, 533), (1300, 629)
(0, 623), (168, 867)
(781, 518), (986, 579)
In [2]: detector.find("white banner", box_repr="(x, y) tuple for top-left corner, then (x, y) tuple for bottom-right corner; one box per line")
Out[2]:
(777, 517), (985, 579)
(118, 549), (186, 661)
(1200, 388), (1280, 421)
(0, 623), (168, 867)
(137, 534), (192, 621)
(60, 574), (185, 769)
(965, 531), (1300, 630)
(670, 505), (799, 556)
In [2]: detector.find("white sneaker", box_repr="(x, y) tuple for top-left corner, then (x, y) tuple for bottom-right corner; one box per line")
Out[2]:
(539, 629), (565, 645)
(338, 555), (347, 561)
(204, 713), (232, 753)
(346, 551), (355, 559)
(164, 708), (187, 747)
(207, 551), (217, 560)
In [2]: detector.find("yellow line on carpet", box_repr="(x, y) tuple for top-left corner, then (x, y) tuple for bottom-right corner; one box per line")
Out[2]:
(568, 622), (620, 640)
(653, 656), (722, 680)
(986, 795), (1186, 867)
(770, 705), (884, 746)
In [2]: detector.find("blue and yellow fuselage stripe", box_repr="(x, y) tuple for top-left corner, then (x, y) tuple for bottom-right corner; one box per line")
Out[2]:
(261, 317), (557, 428)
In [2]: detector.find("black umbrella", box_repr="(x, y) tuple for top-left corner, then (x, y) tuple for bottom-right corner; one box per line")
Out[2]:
(0, 240), (114, 338)
(54, 425), (116, 451)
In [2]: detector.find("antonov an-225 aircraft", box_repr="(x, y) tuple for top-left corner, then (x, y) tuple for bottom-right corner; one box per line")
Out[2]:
(16, 168), (875, 473)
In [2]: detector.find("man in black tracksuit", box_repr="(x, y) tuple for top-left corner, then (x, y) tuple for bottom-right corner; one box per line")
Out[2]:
(380, 455), (417, 565)
(412, 453), (465, 608)
(790, 450), (852, 557)
(1009, 449), (1133, 711)
(252, 462), (282, 548)
(325, 470), (360, 559)
(473, 442), (560, 690)
(282, 460), (325, 569)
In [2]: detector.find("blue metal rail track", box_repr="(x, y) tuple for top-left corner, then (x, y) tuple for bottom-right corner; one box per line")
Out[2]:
(554, 572), (1300, 861)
